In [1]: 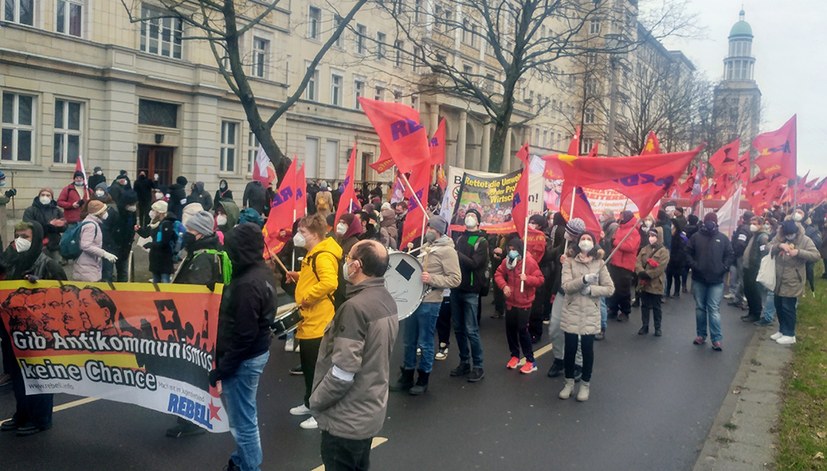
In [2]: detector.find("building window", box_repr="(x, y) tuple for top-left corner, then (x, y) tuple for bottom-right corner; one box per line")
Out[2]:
(414, 0), (422, 22)
(324, 140), (338, 180)
(306, 66), (319, 101)
(1, 92), (34, 162)
(463, 64), (473, 75)
(308, 6), (321, 39)
(354, 80), (364, 109)
(331, 73), (343, 106)
(3, 0), (34, 25)
(138, 99), (178, 128)
(374, 86), (384, 101)
(393, 90), (402, 102)
(411, 94), (418, 108)
(248, 132), (259, 173)
(394, 40), (404, 67)
(54, 99), (83, 164)
(584, 107), (595, 124)
(304, 137), (319, 178)
(57, 0), (83, 37)
(251, 36), (269, 78)
(581, 137), (594, 156)
(356, 24), (367, 54)
(333, 15), (344, 48)
(589, 19), (600, 35)
(376, 32), (386, 59)
(220, 121), (238, 173)
(140, 6), (183, 59)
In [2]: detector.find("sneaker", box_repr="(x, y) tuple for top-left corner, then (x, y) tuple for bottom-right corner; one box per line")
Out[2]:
(284, 337), (295, 352)
(520, 361), (537, 374)
(711, 341), (723, 351)
(289, 404), (311, 416)
(289, 365), (303, 376)
(0, 418), (19, 432)
(542, 319), (551, 325)
(450, 363), (471, 377)
(617, 313), (628, 322)
(770, 331), (783, 340)
(490, 313), (504, 319)
(467, 367), (485, 383)
(693, 336), (705, 345)
(506, 356), (520, 369)
(776, 335), (796, 345)
(723, 293), (735, 300)
(595, 330), (605, 341)
(754, 319), (773, 326)
(224, 458), (241, 471)
(15, 424), (50, 436)
(299, 417), (318, 430)
(434, 347), (449, 361)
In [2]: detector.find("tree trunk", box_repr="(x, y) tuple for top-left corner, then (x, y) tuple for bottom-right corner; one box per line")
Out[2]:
(488, 123), (509, 173)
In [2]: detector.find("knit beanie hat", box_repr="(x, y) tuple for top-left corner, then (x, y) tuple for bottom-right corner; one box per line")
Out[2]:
(87, 200), (106, 216)
(182, 202), (204, 226)
(185, 210), (215, 237)
(151, 200), (168, 214)
(565, 218), (586, 239)
(704, 212), (718, 224)
(428, 214), (449, 235)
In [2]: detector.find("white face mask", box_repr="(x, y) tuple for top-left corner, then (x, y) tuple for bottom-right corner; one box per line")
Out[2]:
(336, 223), (348, 236)
(95, 190), (105, 198)
(293, 232), (307, 248)
(100, 211), (109, 221)
(126, 205), (137, 212)
(74, 181), (84, 187)
(95, 170), (102, 176)
(15, 237), (32, 253)
(149, 210), (157, 220)
(343, 260), (358, 281)
(39, 196), (52, 205)
(749, 224), (759, 233)
(528, 223), (539, 231)
(216, 214), (228, 226)
(578, 240), (594, 253)
(793, 213), (804, 222)
(464, 215), (478, 229)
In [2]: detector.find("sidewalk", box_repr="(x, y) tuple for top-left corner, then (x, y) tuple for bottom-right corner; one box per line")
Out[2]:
(694, 324), (793, 471)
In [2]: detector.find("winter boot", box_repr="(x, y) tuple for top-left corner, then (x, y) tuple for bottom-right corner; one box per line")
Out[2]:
(450, 362), (471, 377)
(547, 358), (564, 378)
(559, 378), (575, 400)
(390, 368), (415, 392)
(409, 370), (430, 395)
(576, 382), (590, 402)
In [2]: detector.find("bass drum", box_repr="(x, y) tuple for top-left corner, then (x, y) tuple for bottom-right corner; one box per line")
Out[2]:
(385, 252), (426, 321)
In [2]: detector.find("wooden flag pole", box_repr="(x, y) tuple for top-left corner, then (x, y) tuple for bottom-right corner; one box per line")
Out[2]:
(399, 171), (429, 219)
(563, 186), (577, 254)
(520, 214), (529, 293)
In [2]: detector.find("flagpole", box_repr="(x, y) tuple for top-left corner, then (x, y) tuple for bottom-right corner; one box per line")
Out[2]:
(520, 215), (529, 293)
(291, 208), (296, 271)
(398, 172), (430, 220)
(563, 187), (577, 254)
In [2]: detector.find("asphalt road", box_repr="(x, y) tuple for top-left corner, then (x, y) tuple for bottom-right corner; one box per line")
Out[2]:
(0, 289), (755, 471)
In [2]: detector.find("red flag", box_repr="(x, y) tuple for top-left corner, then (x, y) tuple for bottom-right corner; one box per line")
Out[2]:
(735, 151), (751, 185)
(543, 154), (566, 180)
(549, 146), (701, 217)
(75, 154), (88, 187)
(369, 153), (395, 174)
(559, 185), (602, 243)
(399, 170), (431, 249)
(510, 144), (531, 235)
(587, 142), (599, 157)
(709, 139), (741, 173)
(676, 166), (698, 199)
(640, 131), (661, 155)
(358, 98), (430, 174)
(429, 118), (446, 166)
(754, 115), (797, 179)
(707, 175), (735, 201)
(263, 158), (297, 259)
(295, 163), (307, 217)
(334, 144), (358, 227)
(253, 146), (277, 186)
(567, 127), (581, 156)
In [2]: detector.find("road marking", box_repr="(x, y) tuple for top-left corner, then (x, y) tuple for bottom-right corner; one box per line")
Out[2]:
(0, 397), (99, 425)
(310, 436), (388, 471)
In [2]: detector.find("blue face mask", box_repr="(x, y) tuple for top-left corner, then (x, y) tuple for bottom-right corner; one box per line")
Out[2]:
(508, 250), (520, 260)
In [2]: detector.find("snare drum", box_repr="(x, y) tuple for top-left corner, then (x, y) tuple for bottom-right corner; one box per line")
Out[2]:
(271, 302), (301, 335)
(385, 252), (427, 321)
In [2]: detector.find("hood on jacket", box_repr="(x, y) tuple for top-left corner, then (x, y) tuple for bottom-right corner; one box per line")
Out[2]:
(339, 213), (364, 240)
(216, 199), (240, 228)
(10, 220), (46, 275)
(31, 196), (58, 210)
(429, 234), (455, 249)
(647, 226), (664, 247)
(193, 181), (206, 194)
(117, 190), (138, 208)
(225, 223), (265, 272)
(238, 208), (264, 228)
(218, 179), (229, 191)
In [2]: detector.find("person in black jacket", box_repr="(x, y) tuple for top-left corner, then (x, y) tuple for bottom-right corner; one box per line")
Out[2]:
(187, 181), (213, 211)
(742, 216), (771, 323)
(110, 190), (138, 282)
(682, 214), (700, 292)
(209, 223), (276, 471)
(133, 171), (155, 227)
(527, 214), (555, 342)
(726, 211), (753, 307)
(214, 179), (233, 208)
(0, 220), (67, 436)
(450, 208), (488, 378)
(167, 176), (188, 219)
(22, 188), (66, 261)
(87, 166), (107, 191)
(108, 171), (131, 204)
(665, 225), (688, 298)
(138, 200), (177, 283)
(687, 212), (734, 351)
(243, 180), (268, 215)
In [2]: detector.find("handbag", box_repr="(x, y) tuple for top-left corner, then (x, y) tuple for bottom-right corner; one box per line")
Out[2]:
(756, 254), (776, 291)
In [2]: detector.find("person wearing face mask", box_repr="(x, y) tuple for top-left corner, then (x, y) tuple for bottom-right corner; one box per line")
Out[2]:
(215, 199), (240, 233)
(392, 215), (461, 394)
(23, 188), (66, 261)
(665, 224), (689, 299)
(634, 228), (670, 336)
(133, 171), (155, 227)
(87, 166), (107, 191)
(214, 179), (234, 208)
(687, 212), (734, 351)
(110, 190), (139, 282)
(380, 207), (399, 249)
(742, 216), (771, 324)
(72, 200), (118, 282)
(108, 171), (131, 204)
(334, 213), (364, 257)
(186, 181), (213, 212)
(0, 221), (66, 436)
(449, 209), (489, 379)
(57, 171), (89, 227)
(559, 231), (614, 402)
(284, 214), (342, 430)
(494, 237), (544, 373)
(768, 220), (821, 345)
(798, 210), (822, 294)
(91, 185), (118, 282)
(137, 200), (177, 283)
(309, 240), (398, 470)
(607, 210), (641, 322)
(725, 211), (754, 308)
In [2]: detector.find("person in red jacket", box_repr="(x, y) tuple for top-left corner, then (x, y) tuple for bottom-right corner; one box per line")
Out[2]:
(606, 210), (641, 322)
(494, 238), (545, 374)
(57, 171), (89, 225)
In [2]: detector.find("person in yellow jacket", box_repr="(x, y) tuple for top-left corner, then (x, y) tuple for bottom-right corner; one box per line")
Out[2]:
(285, 213), (342, 430)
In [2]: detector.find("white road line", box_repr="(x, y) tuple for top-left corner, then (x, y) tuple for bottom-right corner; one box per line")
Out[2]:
(310, 436), (388, 471)
(0, 397), (100, 425)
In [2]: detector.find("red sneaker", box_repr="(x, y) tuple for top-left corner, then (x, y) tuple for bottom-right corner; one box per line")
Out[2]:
(506, 357), (520, 369)
(520, 361), (537, 374)
(693, 336), (705, 345)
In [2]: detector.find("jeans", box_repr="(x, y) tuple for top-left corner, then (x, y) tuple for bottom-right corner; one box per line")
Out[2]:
(693, 281), (724, 343)
(774, 295), (798, 337)
(299, 338), (322, 407)
(222, 350), (270, 471)
(153, 273), (171, 283)
(564, 333), (594, 382)
(321, 430), (372, 471)
(599, 297), (607, 331)
(403, 302), (440, 373)
(505, 307), (534, 362)
(450, 290), (484, 368)
(761, 290), (776, 323)
(727, 260), (744, 299)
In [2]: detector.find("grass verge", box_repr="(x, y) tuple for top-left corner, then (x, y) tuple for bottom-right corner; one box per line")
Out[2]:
(776, 273), (827, 470)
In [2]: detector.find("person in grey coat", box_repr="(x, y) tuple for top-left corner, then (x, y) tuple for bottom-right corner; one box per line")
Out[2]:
(310, 240), (399, 471)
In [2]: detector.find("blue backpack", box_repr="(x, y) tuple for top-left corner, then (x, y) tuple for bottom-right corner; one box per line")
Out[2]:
(59, 221), (97, 260)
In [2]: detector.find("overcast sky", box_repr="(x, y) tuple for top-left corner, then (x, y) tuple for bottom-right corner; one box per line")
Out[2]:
(662, 0), (826, 179)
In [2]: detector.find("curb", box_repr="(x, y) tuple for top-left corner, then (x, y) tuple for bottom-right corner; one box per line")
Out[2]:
(693, 325), (793, 471)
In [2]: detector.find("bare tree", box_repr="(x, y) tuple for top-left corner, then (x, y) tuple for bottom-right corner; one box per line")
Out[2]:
(377, 0), (695, 171)
(120, 0), (367, 180)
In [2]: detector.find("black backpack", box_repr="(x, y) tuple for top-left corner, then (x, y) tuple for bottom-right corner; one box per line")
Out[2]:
(307, 250), (346, 309)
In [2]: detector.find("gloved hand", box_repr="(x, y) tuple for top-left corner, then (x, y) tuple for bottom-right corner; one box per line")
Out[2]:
(4, 189), (16, 198)
(102, 252), (118, 263)
(584, 273), (599, 284)
(579, 285), (591, 296)
(208, 369), (220, 387)
(646, 258), (659, 268)
(637, 271), (651, 280)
